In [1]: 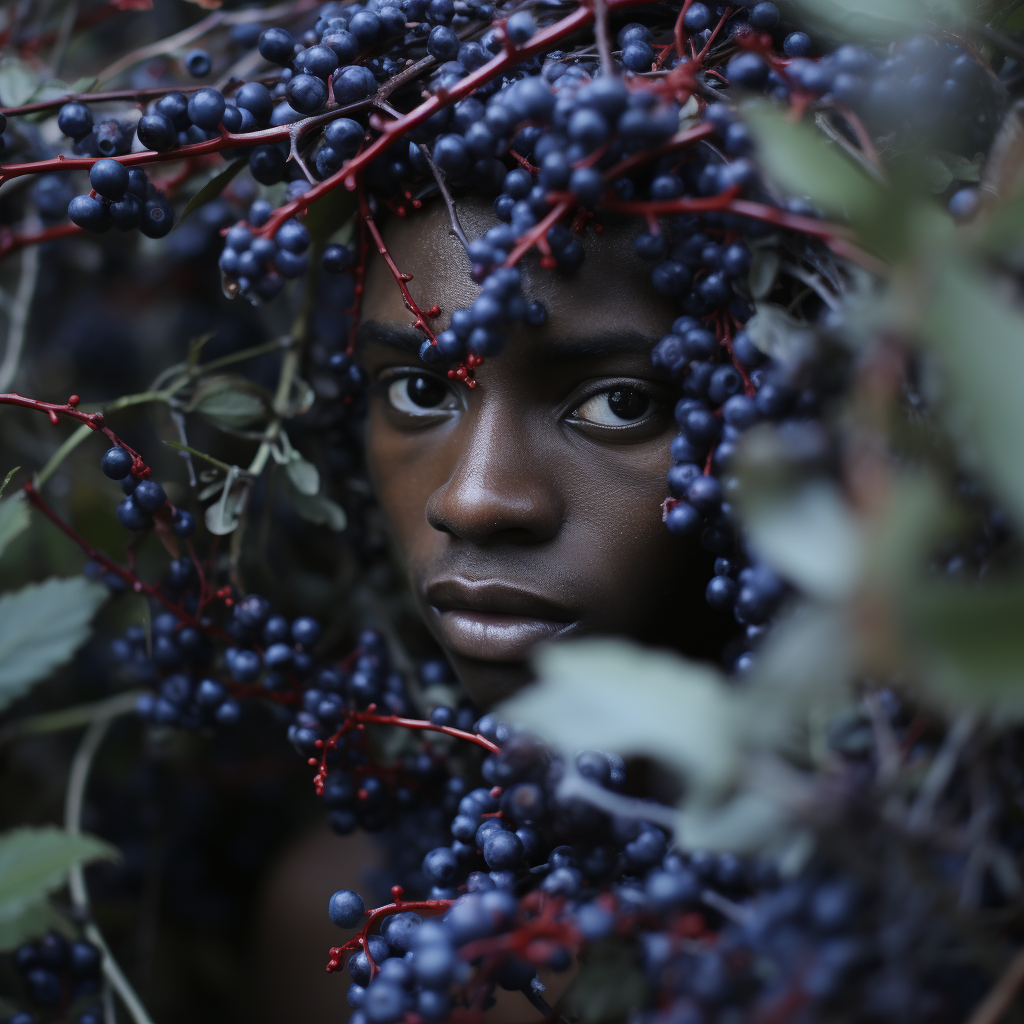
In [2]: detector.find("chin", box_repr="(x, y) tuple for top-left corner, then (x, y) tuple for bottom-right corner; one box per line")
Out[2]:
(446, 653), (537, 712)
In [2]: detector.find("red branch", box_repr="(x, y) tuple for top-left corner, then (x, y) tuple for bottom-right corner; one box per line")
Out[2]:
(22, 481), (232, 644)
(327, 886), (454, 977)
(0, 391), (146, 471)
(1, 82), (221, 117)
(0, 222), (84, 262)
(361, 192), (440, 342)
(254, 0), (657, 240)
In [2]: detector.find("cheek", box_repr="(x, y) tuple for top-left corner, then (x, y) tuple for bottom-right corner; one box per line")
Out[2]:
(365, 405), (454, 559)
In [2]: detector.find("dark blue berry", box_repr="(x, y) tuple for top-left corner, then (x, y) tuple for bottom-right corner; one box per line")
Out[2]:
(137, 113), (176, 151)
(101, 447), (132, 479)
(188, 87), (226, 129)
(259, 27), (295, 65)
(185, 49), (212, 76)
(329, 888), (366, 927)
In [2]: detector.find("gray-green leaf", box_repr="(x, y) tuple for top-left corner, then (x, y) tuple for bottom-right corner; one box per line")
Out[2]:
(501, 640), (741, 805)
(0, 494), (29, 562)
(287, 488), (347, 531)
(0, 577), (108, 711)
(743, 100), (884, 225)
(187, 375), (271, 429)
(0, 827), (117, 924)
(286, 455), (320, 496)
(919, 259), (1024, 530)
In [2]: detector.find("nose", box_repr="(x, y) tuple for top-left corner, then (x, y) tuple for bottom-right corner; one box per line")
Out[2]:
(425, 399), (563, 544)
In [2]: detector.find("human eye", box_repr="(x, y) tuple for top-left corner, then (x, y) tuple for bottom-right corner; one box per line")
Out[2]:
(573, 386), (654, 426)
(564, 379), (672, 442)
(383, 370), (461, 418)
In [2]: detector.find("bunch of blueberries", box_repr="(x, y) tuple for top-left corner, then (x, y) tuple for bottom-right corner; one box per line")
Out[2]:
(99, 445), (194, 537)
(9, 934), (102, 1020)
(324, 728), (768, 1022)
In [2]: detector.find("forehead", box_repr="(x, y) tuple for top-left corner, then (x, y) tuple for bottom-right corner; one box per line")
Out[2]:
(360, 197), (679, 346)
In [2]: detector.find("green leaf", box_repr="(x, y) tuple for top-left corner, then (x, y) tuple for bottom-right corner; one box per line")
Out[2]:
(186, 375), (271, 429)
(0, 897), (68, 952)
(204, 471), (247, 536)
(0, 577), (108, 710)
(564, 943), (646, 1024)
(0, 466), (20, 498)
(177, 160), (247, 225)
(743, 100), (886, 225)
(748, 248), (780, 300)
(902, 581), (1024, 718)
(744, 303), (816, 364)
(919, 259), (1024, 529)
(792, 0), (963, 39)
(285, 454), (320, 496)
(0, 58), (41, 107)
(501, 640), (741, 805)
(286, 486), (347, 531)
(0, 827), (117, 924)
(0, 493), (29, 562)
(743, 484), (864, 601)
(69, 76), (98, 94)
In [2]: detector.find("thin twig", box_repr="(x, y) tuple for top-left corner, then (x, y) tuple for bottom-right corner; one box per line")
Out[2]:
(965, 945), (1024, 1024)
(814, 110), (885, 183)
(780, 261), (842, 311)
(592, 0), (616, 75)
(0, 690), (141, 748)
(556, 769), (678, 831)
(169, 410), (196, 487)
(65, 715), (157, 1024)
(417, 144), (470, 251)
(907, 714), (976, 834)
(0, 218), (40, 391)
(94, 0), (317, 87)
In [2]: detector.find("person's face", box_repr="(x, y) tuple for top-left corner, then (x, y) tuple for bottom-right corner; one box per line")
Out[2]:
(358, 199), (724, 709)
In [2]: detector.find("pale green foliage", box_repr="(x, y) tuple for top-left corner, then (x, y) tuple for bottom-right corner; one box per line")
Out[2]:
(0, 827), (117, 950)
(0, 494), (29, 562)
(0, 577), (108, 711)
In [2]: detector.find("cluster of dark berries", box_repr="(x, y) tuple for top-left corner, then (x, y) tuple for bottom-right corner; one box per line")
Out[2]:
(99, 446), (192, 535)
(9, 934), (101, 1013)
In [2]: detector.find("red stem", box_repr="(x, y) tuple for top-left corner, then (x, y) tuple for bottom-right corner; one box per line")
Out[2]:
(255, 0), (657, 241)
(22, 481), (233, 644)
(0, 392), (146, 470)
(0, 222), (84, 261)
(361, 193), (440, 342)
(327, 887), (454, 977)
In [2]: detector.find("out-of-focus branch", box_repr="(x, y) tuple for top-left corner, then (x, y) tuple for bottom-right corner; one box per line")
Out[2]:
(0, 219), (40, 391)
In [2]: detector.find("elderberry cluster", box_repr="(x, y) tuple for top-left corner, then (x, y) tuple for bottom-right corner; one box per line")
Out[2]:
(99, 446), (194, 537)
(9, 934), (101, 1014)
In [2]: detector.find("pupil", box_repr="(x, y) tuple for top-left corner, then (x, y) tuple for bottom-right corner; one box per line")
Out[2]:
(607, 388), (647, 420)
(408, 375), (447, 408)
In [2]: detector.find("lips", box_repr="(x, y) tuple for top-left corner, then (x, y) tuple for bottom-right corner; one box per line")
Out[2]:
(425, 578), (580, 662)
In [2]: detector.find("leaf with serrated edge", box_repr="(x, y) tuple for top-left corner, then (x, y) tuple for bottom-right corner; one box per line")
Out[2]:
(0, 827), (117, 923)
(501, 640), (741, 805)
(0, 494), (29, 562)
(0, 578), (107, 709)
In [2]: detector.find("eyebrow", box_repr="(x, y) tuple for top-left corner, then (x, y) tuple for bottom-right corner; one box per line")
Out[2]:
(356, 321), (660, 361)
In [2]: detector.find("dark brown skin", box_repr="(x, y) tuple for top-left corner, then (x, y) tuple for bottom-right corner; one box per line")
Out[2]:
(359, 197), (729, 709)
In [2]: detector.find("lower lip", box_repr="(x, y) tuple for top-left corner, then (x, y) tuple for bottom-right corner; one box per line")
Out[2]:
(432, 609), (578, 662)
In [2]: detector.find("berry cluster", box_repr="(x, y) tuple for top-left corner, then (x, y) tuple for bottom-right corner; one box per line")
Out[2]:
(9, 934), (101, 1018)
